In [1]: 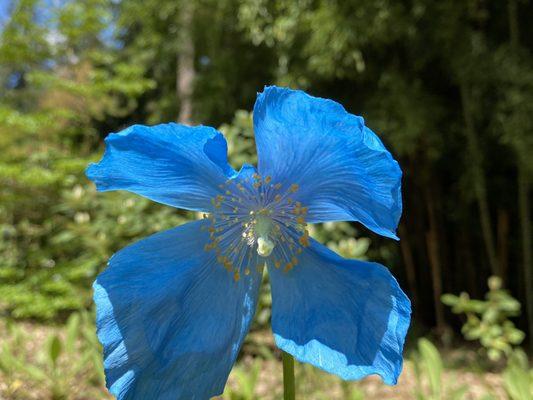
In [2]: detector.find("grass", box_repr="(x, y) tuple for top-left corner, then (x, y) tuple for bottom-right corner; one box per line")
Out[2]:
(0, 320), (508, 400)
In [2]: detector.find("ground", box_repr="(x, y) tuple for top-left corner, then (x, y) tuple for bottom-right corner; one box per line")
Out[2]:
(0, 322), (507, 400)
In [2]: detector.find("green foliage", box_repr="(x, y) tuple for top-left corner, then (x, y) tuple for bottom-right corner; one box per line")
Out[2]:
(222, 360), (261, 400)
(0, 0), (49, 69)
(412, 338), (467, 400)
(442, 276), (525, 361)
(296, 362), (364, 400)
(493, 45), (533, 172)
(0, 316), (524, 399)
(0, 0), (175, 320)
(0, 155), (188, 319)
(238, 0), (407, 83)
(414, 338), (444, 399)
(0, 312), (106, 399)
(219, 110), (257, 168)
(326, 236), (370, 260)
(503, 349), (533, 400)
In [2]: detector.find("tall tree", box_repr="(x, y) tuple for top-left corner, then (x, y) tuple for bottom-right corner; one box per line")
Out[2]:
(494, 0), (533, 348)
(177, 0), (195, 123)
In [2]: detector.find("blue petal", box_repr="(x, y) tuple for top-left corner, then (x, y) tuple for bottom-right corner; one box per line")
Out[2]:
(253, 86), (402, 239)
(268, 237), (411, 384)
(87, 123), (235, 212)
(94, 220), (261, 399)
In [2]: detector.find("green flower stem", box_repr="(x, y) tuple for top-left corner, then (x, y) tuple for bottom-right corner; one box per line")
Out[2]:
(282, 351), (295, 400)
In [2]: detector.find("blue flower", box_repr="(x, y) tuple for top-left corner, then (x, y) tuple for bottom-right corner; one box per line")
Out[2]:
(86, 86), (411, 399)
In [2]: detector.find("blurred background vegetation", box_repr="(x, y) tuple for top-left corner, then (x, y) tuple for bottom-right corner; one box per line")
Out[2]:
(0, 0), (532, 399)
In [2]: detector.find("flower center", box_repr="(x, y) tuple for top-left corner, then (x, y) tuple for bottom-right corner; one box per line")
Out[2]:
(257, 236), (275, 257)
(249, 213), (275, 257)
(202, 173), (310, 281)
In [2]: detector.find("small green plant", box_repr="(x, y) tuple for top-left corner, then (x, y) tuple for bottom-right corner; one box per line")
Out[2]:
(326, 236), (370, 260)
(503, 349), (533, 400)
(0, 311), (105, 399)
(223, 359), (261, 400)
(218, 110), (256, 168)
(442, 276), (525, 361)
(310, 221), (370, 260)
(340, 381), (365, 400)
(412, 338), (467, 400)
(0, 319), (36, 397)
(413, 338), (443, 400)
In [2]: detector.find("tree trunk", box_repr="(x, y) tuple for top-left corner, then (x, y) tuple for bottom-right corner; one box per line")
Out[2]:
(518, 162), (533, 349)
(459, 228), (479, 299)
(497, 209), (509, 282)
(508, 0), (519, 49)
(507, 0), (532, 350)
(425, 188), (446, 332)
(459, 82), (499, 277)
(426, 229), (445, 332)
(177, 1), (194, 124)
(399, 223), (418, 311)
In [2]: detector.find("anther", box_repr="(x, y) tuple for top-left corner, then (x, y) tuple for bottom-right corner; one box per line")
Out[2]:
(299, 232), (310, 247)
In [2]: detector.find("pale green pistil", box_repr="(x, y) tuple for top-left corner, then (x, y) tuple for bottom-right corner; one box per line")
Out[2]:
(255, 215), (275, 257)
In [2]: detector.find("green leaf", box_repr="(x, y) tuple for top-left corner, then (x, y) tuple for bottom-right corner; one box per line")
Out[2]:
(441, 293), (459, 306)
(19, 363), (49, 382)
(418, 338), (443, 398)
(92, 351), (105, 384)
(48, 334), (63, 367)
(504, 365), (532, 400)
(0, 342), (18, 374)
(449, 384), (468, 400)
(65, 312), (80, 354)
